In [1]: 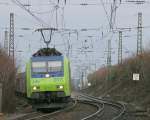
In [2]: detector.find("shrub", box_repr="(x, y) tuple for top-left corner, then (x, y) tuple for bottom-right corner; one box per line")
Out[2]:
(0, 49), (16, 113)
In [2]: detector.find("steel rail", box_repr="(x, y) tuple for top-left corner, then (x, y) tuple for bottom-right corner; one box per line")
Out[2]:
(37, 99), (102, 120)
(79, 100), (104, 120)
(81, 93), (126, 120)
(26, 100), (77, 120)
(11, 99), (77, 120)
(77, 94), (105, 120)
(9, 112), (42, 120)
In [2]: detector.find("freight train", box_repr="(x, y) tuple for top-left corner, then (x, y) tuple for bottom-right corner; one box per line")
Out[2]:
(16, 48), (71, 108)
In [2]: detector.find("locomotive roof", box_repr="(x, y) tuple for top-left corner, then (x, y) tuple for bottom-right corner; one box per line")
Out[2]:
(31, 56), (64, 61)
(32, 48), (62, 57)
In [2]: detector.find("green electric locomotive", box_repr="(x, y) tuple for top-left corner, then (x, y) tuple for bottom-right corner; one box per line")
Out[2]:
(26, 54), (71, 105)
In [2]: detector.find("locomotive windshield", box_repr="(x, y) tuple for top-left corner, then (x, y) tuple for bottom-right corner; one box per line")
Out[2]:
(48, 61), (62, 72)
(32, 61), (47, 73)
(32, 61), (63, 73)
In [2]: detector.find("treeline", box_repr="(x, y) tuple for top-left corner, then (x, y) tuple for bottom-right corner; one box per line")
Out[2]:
(0, 49), (16, 113)
(88, 51), (150, 108)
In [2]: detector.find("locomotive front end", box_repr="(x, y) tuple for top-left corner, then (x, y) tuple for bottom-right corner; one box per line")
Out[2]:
(26, 56), (71, 103)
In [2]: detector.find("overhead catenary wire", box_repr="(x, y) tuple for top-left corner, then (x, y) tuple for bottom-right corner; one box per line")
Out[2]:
(11, 0), (48, 26)
(1, 0), (150, 7)
(99, 0), (110, 27)
(5, 0), (150, 77)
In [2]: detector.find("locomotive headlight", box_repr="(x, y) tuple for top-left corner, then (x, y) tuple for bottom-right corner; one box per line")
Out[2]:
(57, 85), (64, 89)
(59, 85), (63, 89)
(45, 74), (50, 78)
(33, 86), (40, 91)
(33, 86), (37, 90)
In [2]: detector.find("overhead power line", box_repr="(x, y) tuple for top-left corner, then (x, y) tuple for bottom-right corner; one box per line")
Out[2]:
(11, 0), (48, 26)
(126, 0), (146, 4)
(99, 0), (110, 23)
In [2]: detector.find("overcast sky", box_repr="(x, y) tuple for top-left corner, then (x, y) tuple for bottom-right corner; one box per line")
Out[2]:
(0, 0), (150, 80)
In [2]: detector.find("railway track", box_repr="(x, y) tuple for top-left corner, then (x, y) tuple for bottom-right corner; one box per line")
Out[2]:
(9, 93), (126, 120)
(10, 100), (77, 120)
(11, 96), (101, 120)
(79, 100), (104, 120)
(8, 112), (43, 120)
(78, 93), (126, 120)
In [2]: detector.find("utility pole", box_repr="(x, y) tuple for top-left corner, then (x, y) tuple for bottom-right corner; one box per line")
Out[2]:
(81, 71), (84, 88)
(67, 32), (71, 58)
(118, 31), (122, 64)
(9, 13), (15, 63)
(57, 0), (67, 4)
(137, 12), (142, 55)
(66, 31), (74, 58)
(136, 12), (144, 81)
(105, 39), (111, 94)
(79, 70), (84, 90)
(107, 40), (111, 68)
(4, 30), (9, 55)
(55, 5), (59, 28)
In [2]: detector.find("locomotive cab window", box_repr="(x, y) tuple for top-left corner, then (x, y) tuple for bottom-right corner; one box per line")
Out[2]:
(48, 61), (63, 72)
(32, 61), (47, 73)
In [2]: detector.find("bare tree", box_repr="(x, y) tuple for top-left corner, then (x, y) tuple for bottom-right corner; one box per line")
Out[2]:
(0, 49), (16, 113)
